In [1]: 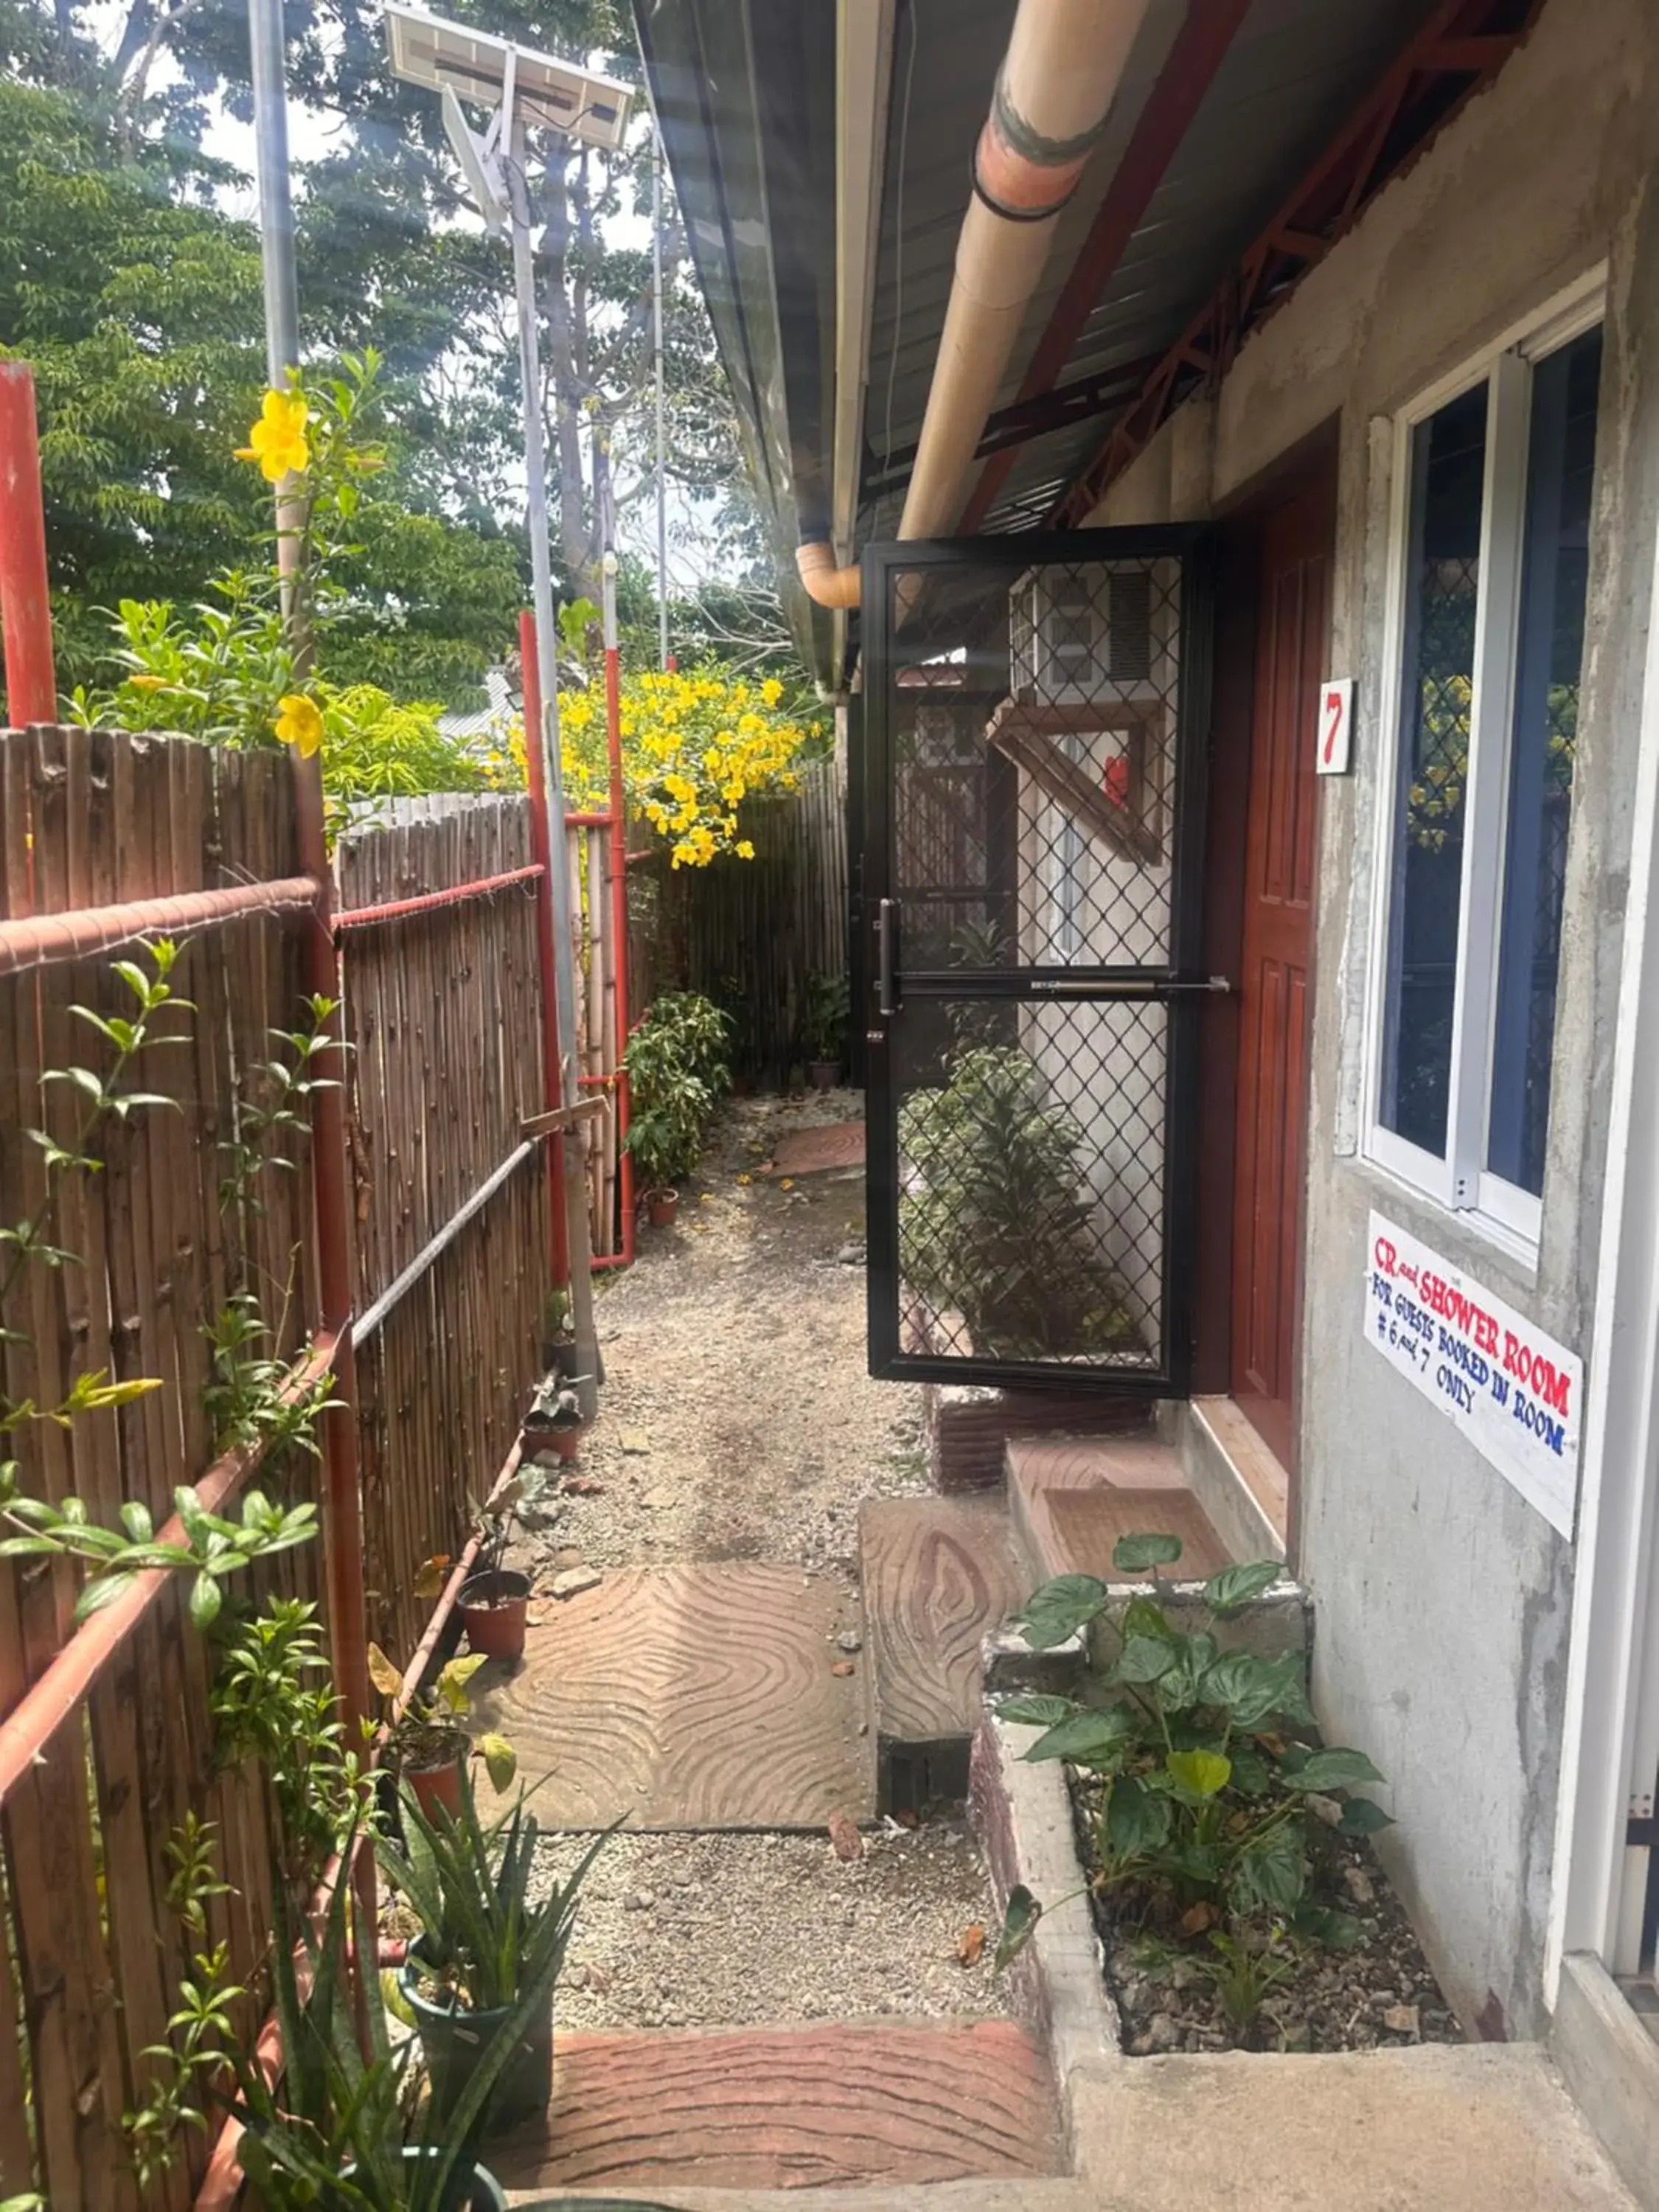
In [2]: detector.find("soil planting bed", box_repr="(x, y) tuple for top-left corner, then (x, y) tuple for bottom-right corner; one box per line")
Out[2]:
(1068, 1772), (1461, 2056)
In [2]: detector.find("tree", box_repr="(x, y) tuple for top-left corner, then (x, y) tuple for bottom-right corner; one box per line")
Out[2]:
(0, 75), (521, 699)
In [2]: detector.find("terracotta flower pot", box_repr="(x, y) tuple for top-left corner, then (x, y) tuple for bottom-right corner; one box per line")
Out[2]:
(647, 1188), (679, 1228)
(407, 1753), (465, 1826)
(458, 1568), (533, 1663)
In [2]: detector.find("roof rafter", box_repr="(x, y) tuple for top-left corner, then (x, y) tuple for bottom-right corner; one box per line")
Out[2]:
(954, 0), (1253, 535)
(1050, 0), (1547, 529)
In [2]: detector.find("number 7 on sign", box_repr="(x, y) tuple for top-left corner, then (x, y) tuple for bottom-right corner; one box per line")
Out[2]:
(1315, 676), (1354, 776)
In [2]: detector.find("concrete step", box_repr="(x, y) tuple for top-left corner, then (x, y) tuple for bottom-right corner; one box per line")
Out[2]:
(859, 1495), (1028, 1811)
(1006, 1435), (1230, 1585)
(490, 2019), (1065, 2197)
(471, 1565), (874, 1830)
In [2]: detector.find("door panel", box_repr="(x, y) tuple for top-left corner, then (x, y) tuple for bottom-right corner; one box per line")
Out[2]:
(862, 529), (1214, 1393)
(1230, 487), (1332, 1466)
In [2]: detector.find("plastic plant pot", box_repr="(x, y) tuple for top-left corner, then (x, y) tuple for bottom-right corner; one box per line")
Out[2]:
(808, 1060), (838, 1093)
(458, 1568), (532, 1663)
(647, 1188), (679, 1228)
(400, 1942), (554, 2138)
(397, 1719), (470, 1826)
(345, 2147), (509, 2210)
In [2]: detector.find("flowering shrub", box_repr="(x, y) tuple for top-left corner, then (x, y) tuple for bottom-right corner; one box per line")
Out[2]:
(521, 666), (815, 869)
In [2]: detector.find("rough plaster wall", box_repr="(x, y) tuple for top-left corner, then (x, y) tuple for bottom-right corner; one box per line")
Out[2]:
(1080, 0), (1659, 2037)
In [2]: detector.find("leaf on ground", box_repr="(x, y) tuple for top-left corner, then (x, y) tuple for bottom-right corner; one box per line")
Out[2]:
(956, 1923), (986, 1966)
(1180, 1900), (1218, 1936)
(563, 1476), (605, 1495)
(827, 1810), (863, 1861)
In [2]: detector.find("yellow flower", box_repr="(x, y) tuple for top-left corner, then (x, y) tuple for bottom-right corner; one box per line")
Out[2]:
(125, 672), (167, 692)
(761, 678), (783, 706)
(274, 693), (324, 757)
(237, 388), (310, 483)
(736, 839), (755, 860)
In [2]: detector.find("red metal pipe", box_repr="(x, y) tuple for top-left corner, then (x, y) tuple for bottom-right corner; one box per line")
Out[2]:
(0, 874), (319, 976)
(291, 752), (370, 1753)
(566, 809), (613, 827)
(0, 361), (58, 726)
(0, 1335), (338, 1811)
(333, 863), (543, 932)
(603, 630), (635, 1264)
(521, 609), (570, 1286)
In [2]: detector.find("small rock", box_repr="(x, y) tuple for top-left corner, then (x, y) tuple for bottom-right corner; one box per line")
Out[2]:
(551, 1566), (603, 1599)
(620, 1431), (652, 1455)
(1382, 2003), (1420, 2037)
(584, 1962), (612, 1993)
(622, 1888), (657, 1913)
(836, 1630), (863, 1655)
(552, 1546), (585, 1571)
(835, 1244), (865, 1266)
(1170, 1961), (1200, 1992)
(562, 1475), (604, 1496)
(1342, 1865), (1377, 1905)
(1307, 1792), (1346, 1829)
(1146, 2012), (1179, 2053)
(831, 1660), (856, 1677)
(1277, 2018), (1313, 2052)
(827, 1810), (864, 1861)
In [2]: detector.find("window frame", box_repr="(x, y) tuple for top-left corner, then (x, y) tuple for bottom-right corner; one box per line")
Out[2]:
(1363, 271), (1607, 1260)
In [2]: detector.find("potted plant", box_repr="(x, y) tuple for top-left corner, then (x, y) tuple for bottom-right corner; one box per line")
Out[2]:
(225, 1814), (516, 2210)
(456, 1483), (533, 1666)
(801, 970), (850, 1092)
(378, 1772), (616, 2137)
(521, 1372), (587, 1462)
(372, 1646), (512, 1825)
(540, 1287), (579, 1380)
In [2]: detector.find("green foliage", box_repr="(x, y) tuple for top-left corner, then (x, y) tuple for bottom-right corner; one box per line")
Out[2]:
(122, 1817), (246, 2189)
(209, 1598), (372, 1880)
(378, 1771), (613, 2017)
(0, 81), (516, 702)
(801, 970), (850, 1066)
(622, 992), (731, 1193)
(996, 1533), (1391, 2001)
(898, 1045), (1134, 1360)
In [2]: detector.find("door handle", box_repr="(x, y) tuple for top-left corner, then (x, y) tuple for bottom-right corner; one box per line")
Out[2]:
(877, 898), (900, 1017)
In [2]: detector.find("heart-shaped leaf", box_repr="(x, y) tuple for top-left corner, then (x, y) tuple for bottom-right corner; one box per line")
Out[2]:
(1103, 1775), (1172, 1859)
(366, 1641), (403, 1699)
(1338, 1795), (1395, 1835)
(479, 1731), (517, 1793)
(1286, 1747), (1386, 1793)
(1113, 1632), (1178, 1686)
(993, 1884), (1042, 1972)
(1111, 1531), (1184, 1574)
(1164, 1747), (1231, 1801)
(1200, 1651), (1289, 1728)
(1202, 1559), (1284, 1615)
(1023, 1708), (1137, 1767)
(1015, 1574), (1110, 1649)
(995, 1693), (1079, 1730)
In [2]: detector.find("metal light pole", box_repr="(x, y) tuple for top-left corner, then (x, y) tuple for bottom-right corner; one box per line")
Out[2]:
(653, 129), (669, 671)
(507, 121), (600, 1417)
(246, 0), (372, 1757)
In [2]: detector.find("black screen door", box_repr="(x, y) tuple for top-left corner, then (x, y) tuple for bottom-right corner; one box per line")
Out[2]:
(863, 527), (1214, 1394)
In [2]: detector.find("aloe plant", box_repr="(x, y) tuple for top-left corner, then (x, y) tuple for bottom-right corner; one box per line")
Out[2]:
(378, 1770), (614, 2015)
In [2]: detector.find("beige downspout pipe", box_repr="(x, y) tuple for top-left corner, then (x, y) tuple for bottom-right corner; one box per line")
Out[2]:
(797, 0), (1155, 611)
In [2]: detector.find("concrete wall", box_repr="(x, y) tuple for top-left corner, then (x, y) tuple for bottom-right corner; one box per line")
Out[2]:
(1085, 0), (1659, 2037)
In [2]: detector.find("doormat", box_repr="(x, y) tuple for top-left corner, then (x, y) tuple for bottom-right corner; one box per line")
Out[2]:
(764, 1120), (866, 1177)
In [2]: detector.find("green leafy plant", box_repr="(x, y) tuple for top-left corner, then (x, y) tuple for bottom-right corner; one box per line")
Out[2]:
(800, 970), (850, 1066)
(622, 992), (731, 1194)
(995, 1532), (1383, 1978)
(123, 1816), (246, 2188)
(369, 1645), (516, 1796)
(210, 1597), (372, 1879)
(379, 1770), (613, 2018)
(898, 1044), (1136, 1360)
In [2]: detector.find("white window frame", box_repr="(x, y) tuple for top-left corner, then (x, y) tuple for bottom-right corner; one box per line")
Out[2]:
(1363, 269), (1607, 1261)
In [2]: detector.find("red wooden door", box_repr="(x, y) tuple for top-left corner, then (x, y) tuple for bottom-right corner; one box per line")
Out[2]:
(1230, 481), (1332, 1470)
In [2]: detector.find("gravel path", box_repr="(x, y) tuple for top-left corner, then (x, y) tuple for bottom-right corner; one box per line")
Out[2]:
(532, 1824), (1006, 2031)
(493, 1091), (1012, 2033)
(512, 1089), (930, 1585)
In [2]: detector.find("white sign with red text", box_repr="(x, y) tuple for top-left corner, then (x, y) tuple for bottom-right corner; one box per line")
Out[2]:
(1363, 1211), (1581, 1534)
(1316, 677), (1354, 775)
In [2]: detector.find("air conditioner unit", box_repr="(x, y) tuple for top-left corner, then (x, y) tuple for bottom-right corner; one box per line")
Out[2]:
(1009, 566), (1154, 704)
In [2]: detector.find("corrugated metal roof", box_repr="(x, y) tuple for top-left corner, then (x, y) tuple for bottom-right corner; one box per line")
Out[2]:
(859, 0), (1442, 539)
